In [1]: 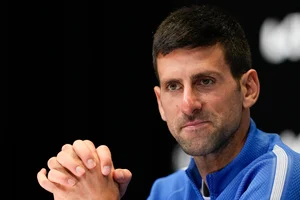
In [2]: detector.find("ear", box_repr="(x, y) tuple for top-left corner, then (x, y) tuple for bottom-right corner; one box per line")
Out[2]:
(153, 86), (166, 121)
(240, 69), (260, 108)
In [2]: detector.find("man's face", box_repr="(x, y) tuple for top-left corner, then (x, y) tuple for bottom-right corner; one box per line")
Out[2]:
(154, 44), (245, 156)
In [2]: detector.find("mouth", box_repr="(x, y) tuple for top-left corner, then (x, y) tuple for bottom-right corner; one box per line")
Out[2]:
(182, 120), (209, 130)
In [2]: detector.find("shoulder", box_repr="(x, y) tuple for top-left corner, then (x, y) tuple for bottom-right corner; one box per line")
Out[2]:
(151, 169), (188, 191)
(147, 169), (189, 199)
(273, 144), (300, 199)
(238, 143), (300, 199)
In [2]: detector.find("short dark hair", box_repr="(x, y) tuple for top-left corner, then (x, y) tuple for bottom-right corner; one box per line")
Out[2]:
(152, 4), (252, 82)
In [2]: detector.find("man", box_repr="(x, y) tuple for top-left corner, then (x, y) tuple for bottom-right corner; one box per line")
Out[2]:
(37, 4), (300, 199)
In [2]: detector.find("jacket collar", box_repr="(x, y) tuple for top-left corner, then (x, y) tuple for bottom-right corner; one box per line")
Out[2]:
(185, 118), (269, 197)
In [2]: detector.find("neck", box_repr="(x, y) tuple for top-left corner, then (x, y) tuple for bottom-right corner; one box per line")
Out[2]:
(194, 113), (250, 182)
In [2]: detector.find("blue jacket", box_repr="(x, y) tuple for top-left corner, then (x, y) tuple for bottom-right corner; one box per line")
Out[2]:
(147, 119), (300, 199)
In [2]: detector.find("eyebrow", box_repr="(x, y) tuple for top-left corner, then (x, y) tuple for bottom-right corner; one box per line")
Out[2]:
(160, 71), (222, 86)
(190, 71), (222, 81)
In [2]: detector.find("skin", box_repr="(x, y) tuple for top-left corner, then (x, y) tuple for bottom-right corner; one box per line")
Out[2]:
(154, 43), (260, 180)
(37, 43), (259, 197)
(37, 140), (132, 200)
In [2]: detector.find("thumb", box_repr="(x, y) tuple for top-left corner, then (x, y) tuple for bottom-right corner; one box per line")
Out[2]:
(113, 168), (132, 198)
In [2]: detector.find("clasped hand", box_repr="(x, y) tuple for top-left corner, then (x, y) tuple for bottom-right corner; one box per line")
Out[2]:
(37, 140), (132, 200)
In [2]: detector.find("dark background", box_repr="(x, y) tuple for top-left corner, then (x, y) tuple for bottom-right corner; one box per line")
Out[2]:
(13, 0), (299, 199)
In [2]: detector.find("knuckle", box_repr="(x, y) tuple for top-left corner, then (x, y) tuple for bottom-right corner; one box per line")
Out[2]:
(73, 139), (83, 147)
(62, 144), (72, 151)
(47, 157), (58, 169)
(47, 169), (55, 181)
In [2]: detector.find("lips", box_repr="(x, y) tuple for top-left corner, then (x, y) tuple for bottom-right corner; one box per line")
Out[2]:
(182, 120), (208, 128)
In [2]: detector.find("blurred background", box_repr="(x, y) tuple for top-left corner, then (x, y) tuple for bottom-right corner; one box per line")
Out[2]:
(14, 0), (299, 199)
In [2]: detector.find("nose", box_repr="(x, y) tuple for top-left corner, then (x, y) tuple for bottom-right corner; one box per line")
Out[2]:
(180, 87), (202, 116)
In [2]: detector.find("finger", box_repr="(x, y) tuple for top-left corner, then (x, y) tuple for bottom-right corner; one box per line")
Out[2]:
(83, 140), (100, 163)
(113, 169), (132, 198)
(113, 168), (132, 183)
(96, 145), (113, 176)
(56, 150), (86, 177)
(83, 140), (96, 149)
(47, 168), (77, 187)
(73, 139), (97, 169)
(47, 157), (78, 185)
(61, 143), (72, 151)
(47, 156), (63, 169)
(37, 168), (57, 193)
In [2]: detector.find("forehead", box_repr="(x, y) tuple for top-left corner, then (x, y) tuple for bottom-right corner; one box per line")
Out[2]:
(156, 44), (231, 81)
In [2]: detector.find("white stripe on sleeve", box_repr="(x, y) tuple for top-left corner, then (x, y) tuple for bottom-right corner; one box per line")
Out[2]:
(270, 145), (288, 199)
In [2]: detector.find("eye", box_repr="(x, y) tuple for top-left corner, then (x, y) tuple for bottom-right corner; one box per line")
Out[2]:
(167, 83), (181, 91)
(198, 78), (214, 86)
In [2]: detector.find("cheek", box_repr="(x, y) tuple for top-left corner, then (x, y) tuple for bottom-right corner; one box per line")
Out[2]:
(207, 90), (240, 113)
(214, 90), (243, 115)
(161, 98), (181, 119)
